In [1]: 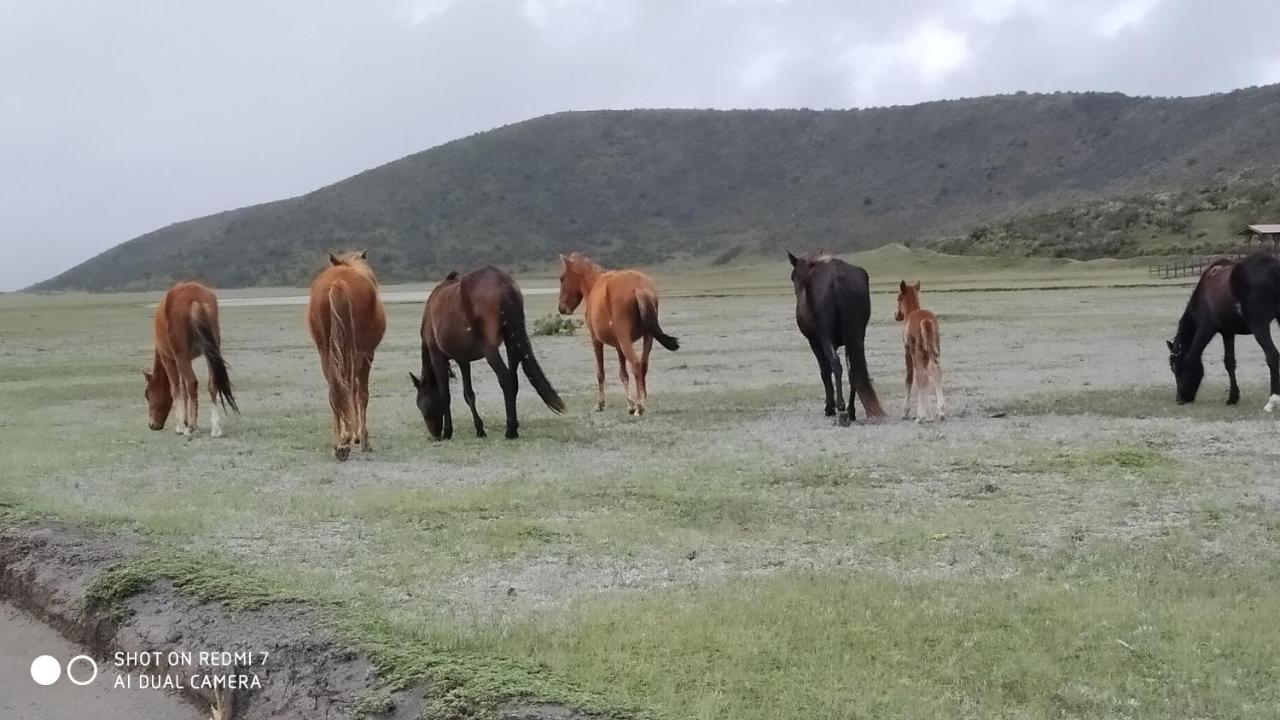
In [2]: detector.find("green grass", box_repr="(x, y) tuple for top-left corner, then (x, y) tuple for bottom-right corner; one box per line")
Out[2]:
(4, 266), (1280, 718)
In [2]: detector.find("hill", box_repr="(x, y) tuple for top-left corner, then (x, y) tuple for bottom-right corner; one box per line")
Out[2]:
(32, 85), (1280, 291)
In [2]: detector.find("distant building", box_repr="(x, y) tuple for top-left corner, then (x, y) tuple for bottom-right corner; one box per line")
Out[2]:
(1237, 224), (1280, 253)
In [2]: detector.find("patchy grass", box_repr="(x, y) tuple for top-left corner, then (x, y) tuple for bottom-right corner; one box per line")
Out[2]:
(5, 277), (1280, 718)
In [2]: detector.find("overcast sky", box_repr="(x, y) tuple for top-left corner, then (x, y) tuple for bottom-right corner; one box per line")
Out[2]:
(2, 0), (1279, 290)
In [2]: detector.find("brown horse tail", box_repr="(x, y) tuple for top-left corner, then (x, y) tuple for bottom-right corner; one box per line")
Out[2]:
(327, 281), (359, 431)
(193, 303), (238, 413)
(498, 285), (565, 414)
(921, 316), (941, 360)
(636, 291), (679, 351)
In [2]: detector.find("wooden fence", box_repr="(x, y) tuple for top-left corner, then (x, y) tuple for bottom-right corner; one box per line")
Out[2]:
(1147, 255), (1247, 280)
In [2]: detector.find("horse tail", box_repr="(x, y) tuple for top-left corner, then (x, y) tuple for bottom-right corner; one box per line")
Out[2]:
(498, 284), (565, 414)
(921, 316), (941, 361)
(327, 281), (359, 432)
(193, 303), (238, 413)
(636, 291), (679, 351)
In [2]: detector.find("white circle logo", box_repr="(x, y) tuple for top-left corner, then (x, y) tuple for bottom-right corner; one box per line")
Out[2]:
(30, 655), (61, 686)
(66, 655), (98, 686)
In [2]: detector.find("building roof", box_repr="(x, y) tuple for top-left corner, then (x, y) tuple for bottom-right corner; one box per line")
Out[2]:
(1237, 224), (1280, 236)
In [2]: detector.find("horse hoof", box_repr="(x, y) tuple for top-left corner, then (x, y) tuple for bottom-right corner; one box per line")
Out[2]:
(334, 446), (351, 461)
(1265, 395), (1280, 412)
(211, 427), (224, 438)
(595, 402), (606, 412)
(505, 430), (519, 440)
(476, 429), (487, 438)
(824, 407), (836, 417)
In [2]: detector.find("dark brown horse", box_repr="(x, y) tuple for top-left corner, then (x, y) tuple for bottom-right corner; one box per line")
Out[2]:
(307, 251), (386, 460)
(789, 251), (885, 423)
(145, 282), (238, 435)
(1168, 253), (1280, 411)
(412, 266), (564, 440)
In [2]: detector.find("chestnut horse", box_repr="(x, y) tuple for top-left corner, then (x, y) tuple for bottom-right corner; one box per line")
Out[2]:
(895, 280), (945, 422)
(307, 251), (386, 460)
(557, 252), (679, 416)
(1168, 253), (1280, 410)
(412, 266), (564, 440)
(145, 282), (238, 436)
(789, 251), (885, 423)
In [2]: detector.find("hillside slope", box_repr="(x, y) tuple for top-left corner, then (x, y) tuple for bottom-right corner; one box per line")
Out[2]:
(33, 85), (1280, 291)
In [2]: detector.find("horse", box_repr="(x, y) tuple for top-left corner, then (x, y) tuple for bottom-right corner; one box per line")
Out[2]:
(411, 266), (565, 440)
(144, 282), (238, 436)
(1168, 253), (1280, 411)
(788, 251), (886, 423)
(307, 250), (386, 460)
(557, 252), (679, 416)
(895, 280), (945, 422)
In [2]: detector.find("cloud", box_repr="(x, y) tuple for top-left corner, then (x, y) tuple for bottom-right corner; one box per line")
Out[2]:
(2, 0), (1279, 289)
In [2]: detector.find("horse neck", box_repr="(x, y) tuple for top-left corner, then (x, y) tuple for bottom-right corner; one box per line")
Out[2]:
(150, 350), (169, 381)
(1175, 309), (1197, 347)
(576, 264), (604, 298)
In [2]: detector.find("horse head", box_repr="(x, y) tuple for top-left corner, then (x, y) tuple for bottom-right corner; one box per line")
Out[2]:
(1166, 337), (1202, 403)
(558, 252), (600, 315)
(409, 371), (446, 440)
(143, 367), (172, 430)
(895, 280), (922, 322)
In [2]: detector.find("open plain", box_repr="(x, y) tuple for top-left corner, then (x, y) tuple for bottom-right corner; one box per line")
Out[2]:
(2, 247), (1279, 719)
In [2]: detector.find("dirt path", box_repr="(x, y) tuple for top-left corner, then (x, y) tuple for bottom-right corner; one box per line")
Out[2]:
(0, 602), (201, 720)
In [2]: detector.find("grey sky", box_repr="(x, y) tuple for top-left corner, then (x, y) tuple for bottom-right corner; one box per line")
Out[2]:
(2, 0), (1278, 290)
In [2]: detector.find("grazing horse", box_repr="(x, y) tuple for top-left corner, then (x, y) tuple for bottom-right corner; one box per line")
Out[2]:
(788, 251), (886, 422)
(307, 251), (386, 460)
(412, 266), (565, 440)
(895, 280), (945, 422)
(1168, 253), (1280, 410)
(145, 282), (238, 436)
(557, 252), (679, 416)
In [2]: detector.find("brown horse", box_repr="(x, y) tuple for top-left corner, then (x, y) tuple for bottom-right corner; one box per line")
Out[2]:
(895, 280), (944, 422)
(557, 252), (679, 416)
(412, 266), (564, 440)
(145, 282), (238, 436)
(307, 251), (386, 460)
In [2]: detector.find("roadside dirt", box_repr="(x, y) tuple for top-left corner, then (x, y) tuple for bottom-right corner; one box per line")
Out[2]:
(0, 521), (607, 720)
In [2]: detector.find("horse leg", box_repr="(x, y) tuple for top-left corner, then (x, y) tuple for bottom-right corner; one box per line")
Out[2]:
(932, 359), (946, 421)
(458, 361), (486, 438)
(616, 346), (635, 414)
(636, 335), (654, 415)
(807, 337), (836, 416)
(206, 364), (223, 438)
(484, 348), (519, 438)
(431, 352), (454, 440)
(161, 355), (184, 433)
(357, 357), (373, 451)
(902, 348), (915, 420)
(593, 340), (607, 411)
(830, 346), (846, 413)
(1249, 320), (1280, 411)
(178, 360), (198, 436)
(1222, 333), (1240, 405)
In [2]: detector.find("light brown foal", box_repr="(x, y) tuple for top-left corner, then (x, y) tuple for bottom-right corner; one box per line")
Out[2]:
(557, 253), (679, 416)
(895, 280), (945, 422)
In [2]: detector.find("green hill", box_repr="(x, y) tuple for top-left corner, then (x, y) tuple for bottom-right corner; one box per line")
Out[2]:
(32, 85), (1280, 291)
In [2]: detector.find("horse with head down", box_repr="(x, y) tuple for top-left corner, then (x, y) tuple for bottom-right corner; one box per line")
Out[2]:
(1168, 253), (1280, 411)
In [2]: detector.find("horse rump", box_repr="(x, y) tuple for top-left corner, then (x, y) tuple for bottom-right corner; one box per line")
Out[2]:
(499, 285), (565, 413)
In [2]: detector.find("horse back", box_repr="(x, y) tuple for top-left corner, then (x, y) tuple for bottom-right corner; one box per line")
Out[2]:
(424, 267), (511, 359)
(589, 270), (656, 345)
(156, 282), (218, 359)
(309, 266), (384, 355)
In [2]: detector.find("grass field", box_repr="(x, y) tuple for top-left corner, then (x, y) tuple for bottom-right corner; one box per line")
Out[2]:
(3, 248), (1279, 719)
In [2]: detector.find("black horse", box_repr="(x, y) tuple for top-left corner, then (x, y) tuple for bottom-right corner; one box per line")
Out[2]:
(1168, 253), (1280, 410)
(789, 251), (886, 422)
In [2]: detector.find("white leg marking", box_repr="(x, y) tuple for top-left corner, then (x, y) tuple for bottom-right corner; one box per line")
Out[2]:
(1265, 394), (1280, 413)
(211, 403), (224, 438)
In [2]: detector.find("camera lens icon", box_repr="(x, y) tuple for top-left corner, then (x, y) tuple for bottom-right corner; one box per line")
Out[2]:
(30, 654), (99, 686)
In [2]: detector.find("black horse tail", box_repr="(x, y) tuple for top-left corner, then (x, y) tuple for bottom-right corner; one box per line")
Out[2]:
(637, 292), (679, 351)
(835, 277), (885, 420)
(499, 285), (565, 414)
(193, 303), (238, 413)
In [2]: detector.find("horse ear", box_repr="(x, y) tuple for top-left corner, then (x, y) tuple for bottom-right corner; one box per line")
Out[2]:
(328, 252), (341, 266)
(359, 249), (368, 260)
(409, 372), (421, 388)
(1166, 340), (1176, 352)
(559, 254), (569, 268)
(899, 280), (908, 292)
(787, 251), (799, 267)
(143, 369), (152, 380)
(912, 280), (922, 290)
